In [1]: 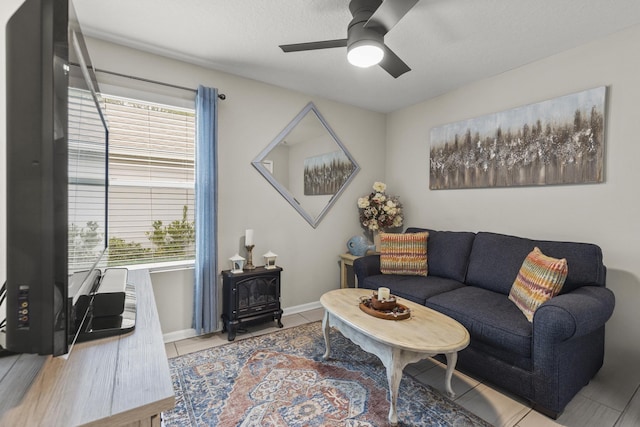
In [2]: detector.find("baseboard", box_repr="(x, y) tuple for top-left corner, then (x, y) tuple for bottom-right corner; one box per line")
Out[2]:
(163, 301), (323, 343)
(163, 328), (198, 343)
(282, 300), (323, 316)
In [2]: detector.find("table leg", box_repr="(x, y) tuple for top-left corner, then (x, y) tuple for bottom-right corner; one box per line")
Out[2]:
(444, 352), (458, 398)
(385, 354), (403, 426)
(322, 310), (331, 360)
(323, 314), (442, 425)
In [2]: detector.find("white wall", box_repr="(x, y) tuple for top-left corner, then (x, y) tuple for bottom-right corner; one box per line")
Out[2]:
(82, 38), (385, 336)
(150, 268), (195, 338)
(386, 25), (640, 364)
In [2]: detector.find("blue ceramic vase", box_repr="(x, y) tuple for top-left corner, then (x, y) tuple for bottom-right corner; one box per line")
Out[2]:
(346, 235), (375, 256)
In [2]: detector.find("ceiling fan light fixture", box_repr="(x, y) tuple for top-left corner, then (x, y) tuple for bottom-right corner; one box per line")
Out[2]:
(347, 40), (384, 68)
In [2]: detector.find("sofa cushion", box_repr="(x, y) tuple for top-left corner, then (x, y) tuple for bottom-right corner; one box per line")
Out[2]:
(466, 232), (605, 295)
(426, 286), (533, 358)
(360, 275), (465, 305)
(380, 231), (428, 276)
(405, 228), (476, 282)
(509, 247), (568, 322)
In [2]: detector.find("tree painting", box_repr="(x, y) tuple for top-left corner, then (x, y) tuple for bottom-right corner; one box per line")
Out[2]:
(429, 87), (606, 189)
(304, 150), (356, 196)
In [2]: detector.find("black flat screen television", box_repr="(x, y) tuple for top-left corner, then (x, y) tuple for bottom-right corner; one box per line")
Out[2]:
(5, 0), (109, 356)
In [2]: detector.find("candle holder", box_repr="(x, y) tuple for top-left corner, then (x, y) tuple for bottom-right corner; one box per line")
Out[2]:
(244, 244), (256, 270)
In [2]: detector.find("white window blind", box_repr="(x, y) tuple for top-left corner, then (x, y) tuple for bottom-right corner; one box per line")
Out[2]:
(68, 87), (108, 272)
(102, 94), (196, 266)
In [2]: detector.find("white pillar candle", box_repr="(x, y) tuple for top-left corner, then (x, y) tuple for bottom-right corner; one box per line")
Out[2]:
(245, 229), (254, 246)
(378, 287), (390, 300)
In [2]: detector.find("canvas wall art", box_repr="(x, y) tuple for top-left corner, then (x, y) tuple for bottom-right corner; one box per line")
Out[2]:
(304, 150), (355, 195)
(429, 86), (606, 190)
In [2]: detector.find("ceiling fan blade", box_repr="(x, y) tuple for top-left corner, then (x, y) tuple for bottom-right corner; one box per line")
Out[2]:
(364, 0), (419, 35)
(379, 45), (411, 78)
(280, 39), (348, 52)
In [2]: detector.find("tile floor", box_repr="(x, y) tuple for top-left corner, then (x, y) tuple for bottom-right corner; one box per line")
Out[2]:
(165, 309), (640, 427)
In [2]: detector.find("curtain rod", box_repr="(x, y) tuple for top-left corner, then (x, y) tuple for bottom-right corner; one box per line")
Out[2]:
(70, 63), (226, 100)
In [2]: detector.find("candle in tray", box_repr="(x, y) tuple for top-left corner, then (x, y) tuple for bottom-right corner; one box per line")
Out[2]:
(378, 287), (390, 300)
(245, 229), (254, 246)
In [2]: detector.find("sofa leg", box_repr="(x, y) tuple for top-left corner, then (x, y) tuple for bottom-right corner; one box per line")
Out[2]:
(532, 403), (561, 420)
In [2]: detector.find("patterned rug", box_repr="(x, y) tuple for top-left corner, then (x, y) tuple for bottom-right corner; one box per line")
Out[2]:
(163, 322), (490, 426)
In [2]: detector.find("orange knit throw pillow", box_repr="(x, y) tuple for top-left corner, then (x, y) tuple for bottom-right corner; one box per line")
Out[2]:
(508, 247), (568, 322)
(379, 232), (428, 276)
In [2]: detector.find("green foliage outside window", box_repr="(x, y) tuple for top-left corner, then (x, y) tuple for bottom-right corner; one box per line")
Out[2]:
(145, 205), (195, 259)
(70, 206), (195, 267)
(109, 205), (195, 265)
(68, 221), (104, 269)
(107, 237), (151, 264)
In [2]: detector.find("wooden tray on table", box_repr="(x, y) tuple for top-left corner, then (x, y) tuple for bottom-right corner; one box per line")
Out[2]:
(359, 296), (411, 320)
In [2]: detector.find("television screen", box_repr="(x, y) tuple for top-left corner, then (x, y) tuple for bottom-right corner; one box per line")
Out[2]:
(4, 0), (109, 356)
(66, 26), (110, 342)
(67, 26), (109, 301)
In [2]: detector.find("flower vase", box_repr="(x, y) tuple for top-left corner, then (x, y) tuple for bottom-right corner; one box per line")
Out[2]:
(373, 231), (382, 253)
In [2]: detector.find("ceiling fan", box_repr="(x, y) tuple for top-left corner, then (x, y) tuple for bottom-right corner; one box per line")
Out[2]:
(279, 0), (419, 78)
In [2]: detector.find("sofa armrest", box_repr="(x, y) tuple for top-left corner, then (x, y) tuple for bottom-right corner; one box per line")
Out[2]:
(353, 254), (381, 284)
(531, 286), (614, 414)
(533, 286), (615, 342)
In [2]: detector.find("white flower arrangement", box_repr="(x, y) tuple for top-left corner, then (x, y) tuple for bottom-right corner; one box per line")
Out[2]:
(358, 182), (403, 232)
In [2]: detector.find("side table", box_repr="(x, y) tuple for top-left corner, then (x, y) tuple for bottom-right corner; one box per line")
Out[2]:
(339, 253), (362, 288)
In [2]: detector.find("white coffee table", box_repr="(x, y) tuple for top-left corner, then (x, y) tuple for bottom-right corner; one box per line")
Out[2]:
(320, 288), (470, 426)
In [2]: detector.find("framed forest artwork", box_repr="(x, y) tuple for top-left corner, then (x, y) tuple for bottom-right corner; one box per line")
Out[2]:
(429, 86), (606, 190)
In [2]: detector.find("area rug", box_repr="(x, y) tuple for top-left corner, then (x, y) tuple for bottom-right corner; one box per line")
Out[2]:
(163, 322), (490, 426)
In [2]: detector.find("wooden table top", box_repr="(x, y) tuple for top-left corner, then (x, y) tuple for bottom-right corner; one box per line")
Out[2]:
(0, 270), (174, 427)
(320, 288), (470, 354)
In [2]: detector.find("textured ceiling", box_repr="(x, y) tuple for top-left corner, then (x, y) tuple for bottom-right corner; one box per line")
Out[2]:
(73, 0), (640, 113)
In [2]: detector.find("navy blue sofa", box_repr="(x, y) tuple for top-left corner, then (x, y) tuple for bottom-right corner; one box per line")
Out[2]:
(353, 228), (615, 418)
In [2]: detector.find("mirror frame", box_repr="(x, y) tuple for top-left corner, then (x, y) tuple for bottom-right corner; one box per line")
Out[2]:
(252, 102), (360, 228)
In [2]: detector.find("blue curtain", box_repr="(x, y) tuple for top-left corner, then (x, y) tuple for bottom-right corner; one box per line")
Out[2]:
(193, 86), (218, 335)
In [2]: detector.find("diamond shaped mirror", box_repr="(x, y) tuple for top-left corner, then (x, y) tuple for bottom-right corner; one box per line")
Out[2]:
(252, 102), (360, 228)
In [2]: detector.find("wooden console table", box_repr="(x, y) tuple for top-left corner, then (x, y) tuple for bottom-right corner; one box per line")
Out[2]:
(0, 270), (175, 426)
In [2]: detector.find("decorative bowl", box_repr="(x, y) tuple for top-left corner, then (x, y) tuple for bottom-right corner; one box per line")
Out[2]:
(371, 294), (397, 311)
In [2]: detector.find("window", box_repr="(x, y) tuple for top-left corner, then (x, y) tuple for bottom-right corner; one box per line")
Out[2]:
(68, 87), (108, 272)
(102, 94), (196, 267)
